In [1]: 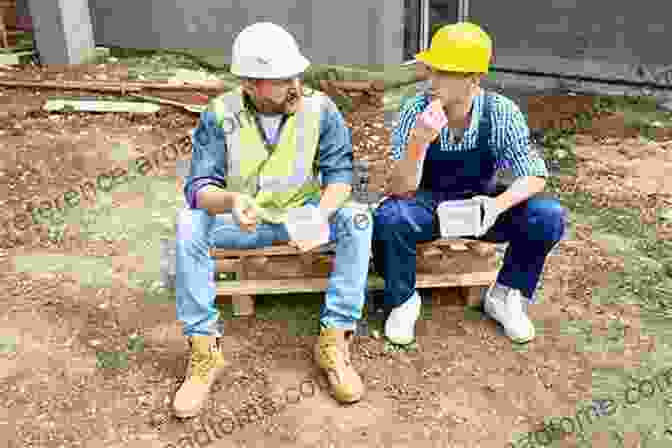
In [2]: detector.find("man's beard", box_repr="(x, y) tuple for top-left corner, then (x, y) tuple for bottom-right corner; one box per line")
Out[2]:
(246, 82), (303, 114)
(255, 96), (287, 113)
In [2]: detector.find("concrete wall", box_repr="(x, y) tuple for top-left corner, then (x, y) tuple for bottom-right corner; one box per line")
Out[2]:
(469, 0), (672, 87)
(23, 0), (669, 87)
(24, 0), (95, 64)
(88, 0), (405, 66)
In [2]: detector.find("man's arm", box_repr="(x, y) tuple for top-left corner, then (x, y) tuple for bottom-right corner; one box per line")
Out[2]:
(197, 185), (239, 216)
(388, 158), (423, 196)
(316, 98), (354, 218)
(184, 110), (238, 215)
(387, 99), (425, 195)
(494, 176), (546, 210)
(492, 99), (549, 211)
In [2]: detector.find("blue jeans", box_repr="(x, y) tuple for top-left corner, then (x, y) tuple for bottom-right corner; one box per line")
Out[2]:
(372, 191), (566, 308)
(175, 200), (373, 337)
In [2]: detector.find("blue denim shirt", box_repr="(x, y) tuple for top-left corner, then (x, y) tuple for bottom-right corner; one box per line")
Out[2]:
(184, 95), (354, 209)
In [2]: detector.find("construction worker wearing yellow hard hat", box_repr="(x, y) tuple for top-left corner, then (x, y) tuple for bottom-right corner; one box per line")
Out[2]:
(373, 22), (567, 346)
(417, 21), (492, 115)
(173, 22), (372, 417)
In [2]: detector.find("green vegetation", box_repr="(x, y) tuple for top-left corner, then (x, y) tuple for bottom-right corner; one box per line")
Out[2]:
(96, 351), (128, 369)
(12, 163), (181, 293)
(0, 336), (17, 353)
(520, 99), (672, 444)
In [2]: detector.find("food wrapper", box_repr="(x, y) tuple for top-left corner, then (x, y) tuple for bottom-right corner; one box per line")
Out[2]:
(418, 99), (449, 130)
(285, 206), (330, 245)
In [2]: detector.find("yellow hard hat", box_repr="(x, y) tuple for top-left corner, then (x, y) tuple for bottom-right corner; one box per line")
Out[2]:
(415, 22), (492, 74)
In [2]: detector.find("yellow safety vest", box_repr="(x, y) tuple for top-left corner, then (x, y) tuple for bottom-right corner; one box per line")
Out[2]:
(209, 86), (327, 223)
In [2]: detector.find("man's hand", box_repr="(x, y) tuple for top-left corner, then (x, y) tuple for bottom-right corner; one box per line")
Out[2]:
(407, 99), (447, 161)
(472, 195), (501, 237)
(387, 100), (446, 196)
(493, 176), (547, 211)
(232, 193), (258, 233)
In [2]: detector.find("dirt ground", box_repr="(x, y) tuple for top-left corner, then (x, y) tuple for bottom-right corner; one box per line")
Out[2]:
(0, 63), (671, 447)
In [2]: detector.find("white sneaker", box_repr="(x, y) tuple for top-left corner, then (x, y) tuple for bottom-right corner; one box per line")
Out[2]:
(484, 286), (535, 343)
(385, 291), (421, 345)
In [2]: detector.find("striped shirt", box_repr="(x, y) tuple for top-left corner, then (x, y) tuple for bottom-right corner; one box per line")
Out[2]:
(391, 91), (549, 178)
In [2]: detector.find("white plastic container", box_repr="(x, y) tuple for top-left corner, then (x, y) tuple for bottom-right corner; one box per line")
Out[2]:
(436, 199), (482, 238)
(286, 206), (329, 244)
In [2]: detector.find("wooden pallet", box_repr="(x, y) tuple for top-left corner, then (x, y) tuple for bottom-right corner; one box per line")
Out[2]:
(211, 238), (498, 316)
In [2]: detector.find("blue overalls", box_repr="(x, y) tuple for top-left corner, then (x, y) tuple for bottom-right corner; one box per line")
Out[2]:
(372, 92), (566, 308)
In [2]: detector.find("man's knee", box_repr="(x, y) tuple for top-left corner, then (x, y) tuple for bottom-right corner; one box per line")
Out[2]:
(372, 198), (411, 231)
(525, 194), (567, 242)
(372, 198), (430, 238)
(333, 205), (373, 239)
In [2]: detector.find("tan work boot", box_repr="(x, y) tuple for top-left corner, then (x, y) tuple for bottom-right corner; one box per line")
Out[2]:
(313, 327), (365, 403)
(173, 335), (229, 418)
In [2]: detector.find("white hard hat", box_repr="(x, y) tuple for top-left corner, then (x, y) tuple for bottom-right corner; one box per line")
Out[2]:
(231, 22), (310, 79)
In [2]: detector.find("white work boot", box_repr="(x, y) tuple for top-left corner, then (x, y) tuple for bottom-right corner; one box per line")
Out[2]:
(484, 285), (535, 343)
(385, 291), (421, 345)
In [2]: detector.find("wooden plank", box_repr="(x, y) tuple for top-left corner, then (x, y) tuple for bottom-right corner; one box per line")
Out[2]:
(43, 98), (162, 113)
(211, 238), (495, 259)
(420, 238), (497, 255)
(128, 93), (205, 114)
(0, 79), (228, 93)
(217, 253), (493, 279)
(212, 245), (307, 258)
(0, 14), (6, 49)
(213, 239), (497, 279)
(447, 242), (469, 251)
(232, 295), (255, 316)
(217, 253), (333, 280)
(418, 238), (475, 248)
(215, 271), (497, 296)
(215, 258), (239, 273)
(460, 285), (488, 308)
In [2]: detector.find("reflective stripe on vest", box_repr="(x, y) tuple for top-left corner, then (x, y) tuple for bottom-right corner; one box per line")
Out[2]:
(209, 86), (325, 222)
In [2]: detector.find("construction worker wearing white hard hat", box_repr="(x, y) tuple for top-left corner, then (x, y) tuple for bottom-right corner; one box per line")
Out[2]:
(373, 22), (567, 346)
(230, 22), (310, 114)
(173, 22), (372, 417)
